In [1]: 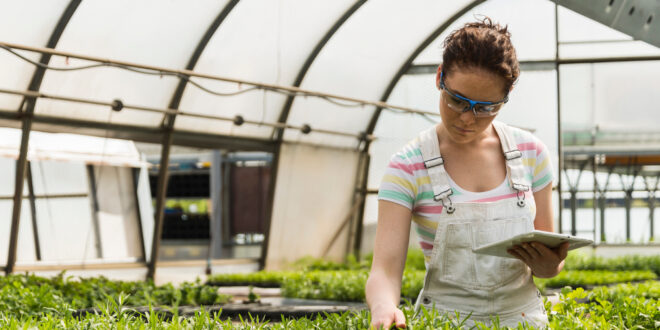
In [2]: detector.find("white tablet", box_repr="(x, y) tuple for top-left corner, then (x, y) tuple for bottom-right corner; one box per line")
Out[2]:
(472, 230), (593, 259)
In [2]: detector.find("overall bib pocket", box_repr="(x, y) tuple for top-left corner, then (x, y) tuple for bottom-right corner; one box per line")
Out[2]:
(441, 218), (530, 289)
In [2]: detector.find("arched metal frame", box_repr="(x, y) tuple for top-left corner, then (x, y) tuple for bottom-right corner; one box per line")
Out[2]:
(351, 0), (486, 255)
(4, 0), (498, 274)
(260, 0), (367, 269)
(5, 0), (82, 275)
(10, 0), (650, 272)
(147, 0), (240, 281)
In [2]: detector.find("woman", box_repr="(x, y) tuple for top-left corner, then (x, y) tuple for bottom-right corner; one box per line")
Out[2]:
(366, 18), (568, 328)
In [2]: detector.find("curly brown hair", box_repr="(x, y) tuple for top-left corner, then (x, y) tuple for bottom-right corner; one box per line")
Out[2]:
(442, 16), (519, 94)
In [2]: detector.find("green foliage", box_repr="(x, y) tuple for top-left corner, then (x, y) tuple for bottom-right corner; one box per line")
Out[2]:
(534, 270), (657, 292)
(548, 282), (660, 329)
(164, 198), (209, 214)
(564, 252), (660, 274)
(0, 273), (230, 318)
(207, 271), (295, 286)
(2, 283), (659, 328)
(248, 285), (260, 303)
(280, 270), (425, 302)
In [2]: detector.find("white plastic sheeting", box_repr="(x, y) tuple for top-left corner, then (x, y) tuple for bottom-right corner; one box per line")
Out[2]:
(0, 0), (69, 111)
(0, 128), (148, 167)
(0, 130), (154, 265)
(1, 0), (659, 263)
(36, 0), (228, 128)
(266, 143), (360, 269)
(0, 0), (656, 147)
(0, 0), (485, 149)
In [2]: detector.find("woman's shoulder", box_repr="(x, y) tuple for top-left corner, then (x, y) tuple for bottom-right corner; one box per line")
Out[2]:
(498, 122), (548, 155)
(391, 135), (424, 164)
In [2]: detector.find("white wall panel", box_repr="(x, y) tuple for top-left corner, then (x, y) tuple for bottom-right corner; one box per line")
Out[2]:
(266, 143), (359, 269)
(95, 166), (143, 260)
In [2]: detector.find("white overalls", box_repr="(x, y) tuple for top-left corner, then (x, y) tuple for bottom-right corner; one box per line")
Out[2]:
(413, 121), (548, 328)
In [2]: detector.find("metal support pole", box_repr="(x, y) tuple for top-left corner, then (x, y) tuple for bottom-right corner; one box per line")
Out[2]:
(618, 164), (640, 242)
(260, 151), (279, 270)
(5, 0), (81, 274)
(207, 150), (223, 274)
(649, 190), (656, 242)
(563, 161), (586, 236)
(570, 189), (578, 236)
(146, 134), (174, 280)
(625, 188), (632, 242)
(644, 175), (659, 242)
(554, 3), (564, 235)
(599, 191), (607, 242)
(26, 162), (41, 261)
(598, 166), (614, 242)
(353, 152), (370, 259)
(222, 158), (232, 248)
(132, 167), (147, 261)
(592, 156), (597, 242)
(6, 106), (33, 274)
(86, 165), (103, 258)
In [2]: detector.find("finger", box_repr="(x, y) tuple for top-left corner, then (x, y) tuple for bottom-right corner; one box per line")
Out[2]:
(508, 249), (533, 269)
(513, 246), (532, 260)
(521, 243), (541, 259)
(508, 248), (525, 261)
(393, 308), (407, 328)
(558, 242), (569, 260)
(371, 320), (390, 330)
(530, 242), (553, 257)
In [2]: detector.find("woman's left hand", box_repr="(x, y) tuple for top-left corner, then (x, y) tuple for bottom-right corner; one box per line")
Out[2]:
(507, 241), (569, 278)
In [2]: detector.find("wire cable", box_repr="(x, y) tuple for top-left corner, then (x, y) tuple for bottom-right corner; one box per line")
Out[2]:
(0, 44), (437, 116)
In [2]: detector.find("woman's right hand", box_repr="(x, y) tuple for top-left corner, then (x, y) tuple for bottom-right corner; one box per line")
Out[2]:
(370, 302), (406, 329)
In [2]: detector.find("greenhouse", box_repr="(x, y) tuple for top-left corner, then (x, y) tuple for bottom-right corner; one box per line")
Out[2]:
(0, 0), (659, 328)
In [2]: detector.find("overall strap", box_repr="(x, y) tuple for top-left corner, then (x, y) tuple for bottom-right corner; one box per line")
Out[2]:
(492, 121), (530, 206)
(419, 126), (455, 213)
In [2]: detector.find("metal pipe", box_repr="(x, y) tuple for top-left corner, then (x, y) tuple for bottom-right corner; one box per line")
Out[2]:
(6, 0), (81, 274)
(26, 162), (41, 261)
(273, 0), (367, 141)
(6, 107), (33, 274)
(209, 150), (223, 272)
(132, 167), (147, 262)
(555, 3), (564, 234)
(0, 41), (436, 118)
(0, 108), (276, 152)
(364, 0), (486, 140)
(407, 55), (660, 74)
(570, 189), (578, 236)
(146, 133), (173, 280)
(259, 152), (278, 270)
(86, 165), (103, 258)
(0, 88), (372, 141)
(162, 0), (239, 128)
(592, 156), (598, 242)
(353, 153), (370, 259)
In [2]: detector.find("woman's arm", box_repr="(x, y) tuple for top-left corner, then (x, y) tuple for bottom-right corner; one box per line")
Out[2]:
(508, 183), (569, 278)
(366, 200), (412, 329)
(533, 183), (554, 232)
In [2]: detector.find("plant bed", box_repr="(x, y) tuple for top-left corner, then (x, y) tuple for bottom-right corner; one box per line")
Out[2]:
(206, 281), (283, 288)
(534, 270), (657, 293)
(72, 302), (365, 322)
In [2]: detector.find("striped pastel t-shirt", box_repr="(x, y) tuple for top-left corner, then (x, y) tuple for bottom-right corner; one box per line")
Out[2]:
(378, 125), (554, 264)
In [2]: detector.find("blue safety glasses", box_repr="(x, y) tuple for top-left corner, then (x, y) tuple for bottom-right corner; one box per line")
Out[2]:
(438, 71), (508, 118)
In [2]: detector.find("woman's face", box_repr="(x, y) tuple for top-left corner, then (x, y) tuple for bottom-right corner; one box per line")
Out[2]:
(435, 65), (509, 145)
